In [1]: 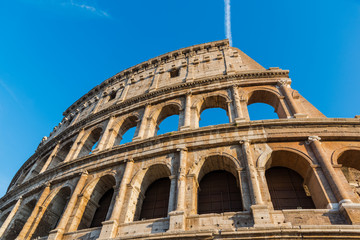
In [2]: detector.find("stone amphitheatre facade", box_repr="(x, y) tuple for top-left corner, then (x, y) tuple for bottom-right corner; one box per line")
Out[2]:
(1, 39), (360, 240)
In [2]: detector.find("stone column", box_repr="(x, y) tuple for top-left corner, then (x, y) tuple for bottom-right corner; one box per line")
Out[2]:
(16, 183), (51, 240)
(180, 92), (192, 131)
(241, 140), (263, 205)
(307, 136), (351, 203)
(0, 197), (23, 238)
(132, 105), (150, 140)
(167, 175), (177, 213)
(232, 85), (245, 123)
(96, 116), (116, 151)
(226, 100), (234, 123)
(40, 142), (60, 173)
(47, 171), (88, 240)
(64, 128), (85, 162)
(278, 80), (307, 118)
(98, 159), (134, 239)
(241, 140), (273, 227)
(169, 148), (187, 231)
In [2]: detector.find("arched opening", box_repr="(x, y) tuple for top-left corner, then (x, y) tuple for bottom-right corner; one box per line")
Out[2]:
(247, 103), (278, 120)
(266, 167), (315, 210)
(338, 150), (360, 197)
(78, 128), (102, 158)
(157, 115), (179, 135)
(199, 108), (229, 127)
(47, 142), (73, 170)
(139, 178), (170, 220)
(114, 115), (138, 145)
(21, 153), (50, 183)
(31, 187), (71, 239)
(133, 164), (171, 221)
(154, 104), (180, 136)
(2, 199), (37, 240)
(198, 170), (242, 214)
(247, 90), (287, 119)
(198, 95), (230, 127)
(0, 211), (10, 228)
(264, 150), (324, 209)
(78, 175), (116, 230)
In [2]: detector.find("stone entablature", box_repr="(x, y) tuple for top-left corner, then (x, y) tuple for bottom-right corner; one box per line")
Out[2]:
(1, 40), (360, 240)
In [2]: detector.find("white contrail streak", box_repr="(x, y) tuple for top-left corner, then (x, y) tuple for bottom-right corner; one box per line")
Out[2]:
(224, 0), (232, 46)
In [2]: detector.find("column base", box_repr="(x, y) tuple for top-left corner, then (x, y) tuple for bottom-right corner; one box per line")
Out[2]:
(168, 211), (186, 231)
(340, 202), (360, 224)
(294, 113), (308, 118)
(98, 220), (119, 240)
(179, 126), (191, 131)
(251, 205), (275, 227)
(234, 118), (246, 125)
(47, 228), (64, 240)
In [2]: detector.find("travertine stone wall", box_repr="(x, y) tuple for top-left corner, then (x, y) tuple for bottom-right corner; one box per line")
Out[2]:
(1, 39), (360, 240)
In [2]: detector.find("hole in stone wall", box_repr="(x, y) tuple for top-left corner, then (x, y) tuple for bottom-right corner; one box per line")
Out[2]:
(247, 103), (278, 120)
(170, 69), (180, 78)
(199, 108), (228, 127)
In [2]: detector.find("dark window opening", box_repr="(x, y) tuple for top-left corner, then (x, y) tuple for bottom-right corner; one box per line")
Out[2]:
(139, 178), (170, 220)
(198, 170), (242, 214)
(90, 188), (114, 228)
(266, 167), (315, 210)
(108, 91), (117, 102)
(170, 68), (180, 78)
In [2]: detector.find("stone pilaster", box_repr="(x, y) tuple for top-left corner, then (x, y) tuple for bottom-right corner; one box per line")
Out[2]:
(40, 142), (60, 173)
(232, 85), (246, 123)
(16, 183), (51, 240)
(0, 197), (22, 238)
(180, 92), (191, 131)
(47, 171), (88, 240)
(132, 105), (150, 140)
(278, 80), (307, 118)
(64, 128), (85, 162)
(98, 159), (134, 239)
(307, 136), (351, 203)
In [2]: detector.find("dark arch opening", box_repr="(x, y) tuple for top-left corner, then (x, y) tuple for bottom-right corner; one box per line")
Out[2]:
(0, 211), (10, 228)
(266, 167), (315, 210)
(139, 178), (170, 220)
(31, 187), (71, 239)
(247, 103), (278, 120)
(90, 188), (114, 228)
(78, 128), (102, 157)
(78, 175), (116, 230)
(338, 150), (360, 196)
(48, 141), (73, 170)
(198, 170), (242, 214)
(2, 199), (37, 240)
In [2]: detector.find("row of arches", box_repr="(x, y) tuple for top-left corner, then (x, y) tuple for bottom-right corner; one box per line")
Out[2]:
(16, 88), (292, 187)
(3, 147), (359, 239)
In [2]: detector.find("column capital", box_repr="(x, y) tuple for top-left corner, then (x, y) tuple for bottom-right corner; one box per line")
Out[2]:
(177, 147), (188, 152)
(239, 139), (251, 145)
(185, 90), (192, 96)
(125, 158), (134, 163)
(277, 79), (291, 87)
(80, 170), (88, 176)
(306, 136), (321, 144)
(169, 175), (177, 180)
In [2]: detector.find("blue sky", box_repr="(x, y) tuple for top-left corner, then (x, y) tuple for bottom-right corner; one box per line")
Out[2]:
(0, 0), (359, 197)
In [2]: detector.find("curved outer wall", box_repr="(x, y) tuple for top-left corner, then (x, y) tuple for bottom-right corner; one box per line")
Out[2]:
(1, 39), (360, 240)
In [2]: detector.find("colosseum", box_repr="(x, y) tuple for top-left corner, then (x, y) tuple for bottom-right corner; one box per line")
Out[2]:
(1, 39), (360, 240)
